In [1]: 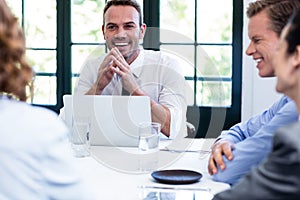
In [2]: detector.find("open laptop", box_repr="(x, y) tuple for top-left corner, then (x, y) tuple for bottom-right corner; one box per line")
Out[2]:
(62, 95), (151, 147)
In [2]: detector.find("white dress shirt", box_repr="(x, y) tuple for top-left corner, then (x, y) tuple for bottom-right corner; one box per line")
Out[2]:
(75, 49), (187, 138)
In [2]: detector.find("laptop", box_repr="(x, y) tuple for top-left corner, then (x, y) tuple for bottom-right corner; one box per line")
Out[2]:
(62, 95), (151, 147)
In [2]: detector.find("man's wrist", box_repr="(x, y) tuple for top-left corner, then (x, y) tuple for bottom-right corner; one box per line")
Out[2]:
(86, 84), (102, 95)
(131, 88), (145, 96)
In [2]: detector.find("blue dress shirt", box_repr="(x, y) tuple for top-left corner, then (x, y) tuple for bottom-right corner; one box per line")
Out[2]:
(212, 95), (298, 185)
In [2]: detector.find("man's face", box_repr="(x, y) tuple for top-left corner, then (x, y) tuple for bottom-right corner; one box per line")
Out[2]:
(274, 25), (297, 96)
(246, 10), (279, 77)
(102, 5), (146, 60)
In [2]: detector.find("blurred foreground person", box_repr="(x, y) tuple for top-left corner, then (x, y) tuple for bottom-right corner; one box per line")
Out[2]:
(0, 0), (93, 199)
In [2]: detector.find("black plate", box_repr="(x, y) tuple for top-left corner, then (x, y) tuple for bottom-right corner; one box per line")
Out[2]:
(151, 169), (202, 184)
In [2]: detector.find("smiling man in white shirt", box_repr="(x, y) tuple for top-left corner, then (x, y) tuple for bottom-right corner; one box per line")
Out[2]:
(75, 0), (187, 138)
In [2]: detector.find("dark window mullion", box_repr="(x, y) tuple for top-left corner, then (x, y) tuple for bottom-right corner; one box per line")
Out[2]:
(55, 0), (72, 113)
(194, 0), (198, 106)
(21, 0), (25, 28)
(143, 0), (160, 50)
(223, 0), (243, 129)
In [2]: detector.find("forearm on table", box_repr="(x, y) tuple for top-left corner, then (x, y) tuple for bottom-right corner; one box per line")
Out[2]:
(213, 139), (271, 185)
(212, 155), (246, 185)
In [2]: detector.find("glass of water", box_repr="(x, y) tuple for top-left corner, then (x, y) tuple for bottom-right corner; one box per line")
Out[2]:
(137, 122), (161, 172)
(138, 122), (161, 152)
(71, 121), (90, 157)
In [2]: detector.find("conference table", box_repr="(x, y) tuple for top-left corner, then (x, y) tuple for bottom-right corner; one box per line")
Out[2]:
(75, 138), (230, 200)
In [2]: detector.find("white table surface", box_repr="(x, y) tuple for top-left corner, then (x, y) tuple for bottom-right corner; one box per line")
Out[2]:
(75, 138), (230, 200)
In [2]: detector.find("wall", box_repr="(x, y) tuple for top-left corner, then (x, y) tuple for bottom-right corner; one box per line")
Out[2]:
(241, 0), (281, 121)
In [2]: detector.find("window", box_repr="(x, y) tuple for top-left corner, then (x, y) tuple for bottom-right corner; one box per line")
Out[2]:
(8, 0), (57, 106)
(153, 0), (243, 137)
(8, 0), (242, 137)
(160, 0), (233, 107)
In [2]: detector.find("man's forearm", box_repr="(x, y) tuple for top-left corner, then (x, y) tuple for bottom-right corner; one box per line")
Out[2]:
(132, 89), (171, 137)
(150, 100), (171, 137)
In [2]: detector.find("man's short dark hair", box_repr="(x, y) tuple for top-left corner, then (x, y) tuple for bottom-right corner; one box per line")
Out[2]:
(103, 0), (142, 27)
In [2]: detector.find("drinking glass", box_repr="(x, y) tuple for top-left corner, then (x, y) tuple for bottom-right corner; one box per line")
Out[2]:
(137, 122), (161, 172)
(71, 121), (90, 157)
(138, 122), (161, 152)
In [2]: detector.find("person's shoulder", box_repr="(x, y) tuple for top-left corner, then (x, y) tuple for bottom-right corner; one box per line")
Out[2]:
(275, 122), (300, 149)
(143, 49), (179, 61)
(142, 49), (162, 61)
(276, 122), (300, 138)
(2, 99), (59, 124)
(263, 95), (297, 115)
(143, 49), (161, 56)
(274, 95), (295, 106)
(17, 101), (56, 117)
(15, 101), (66, 129)
(275, 95), (297, 114)
(143, 50), (184, 73)
(2, 100), (68, 144)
